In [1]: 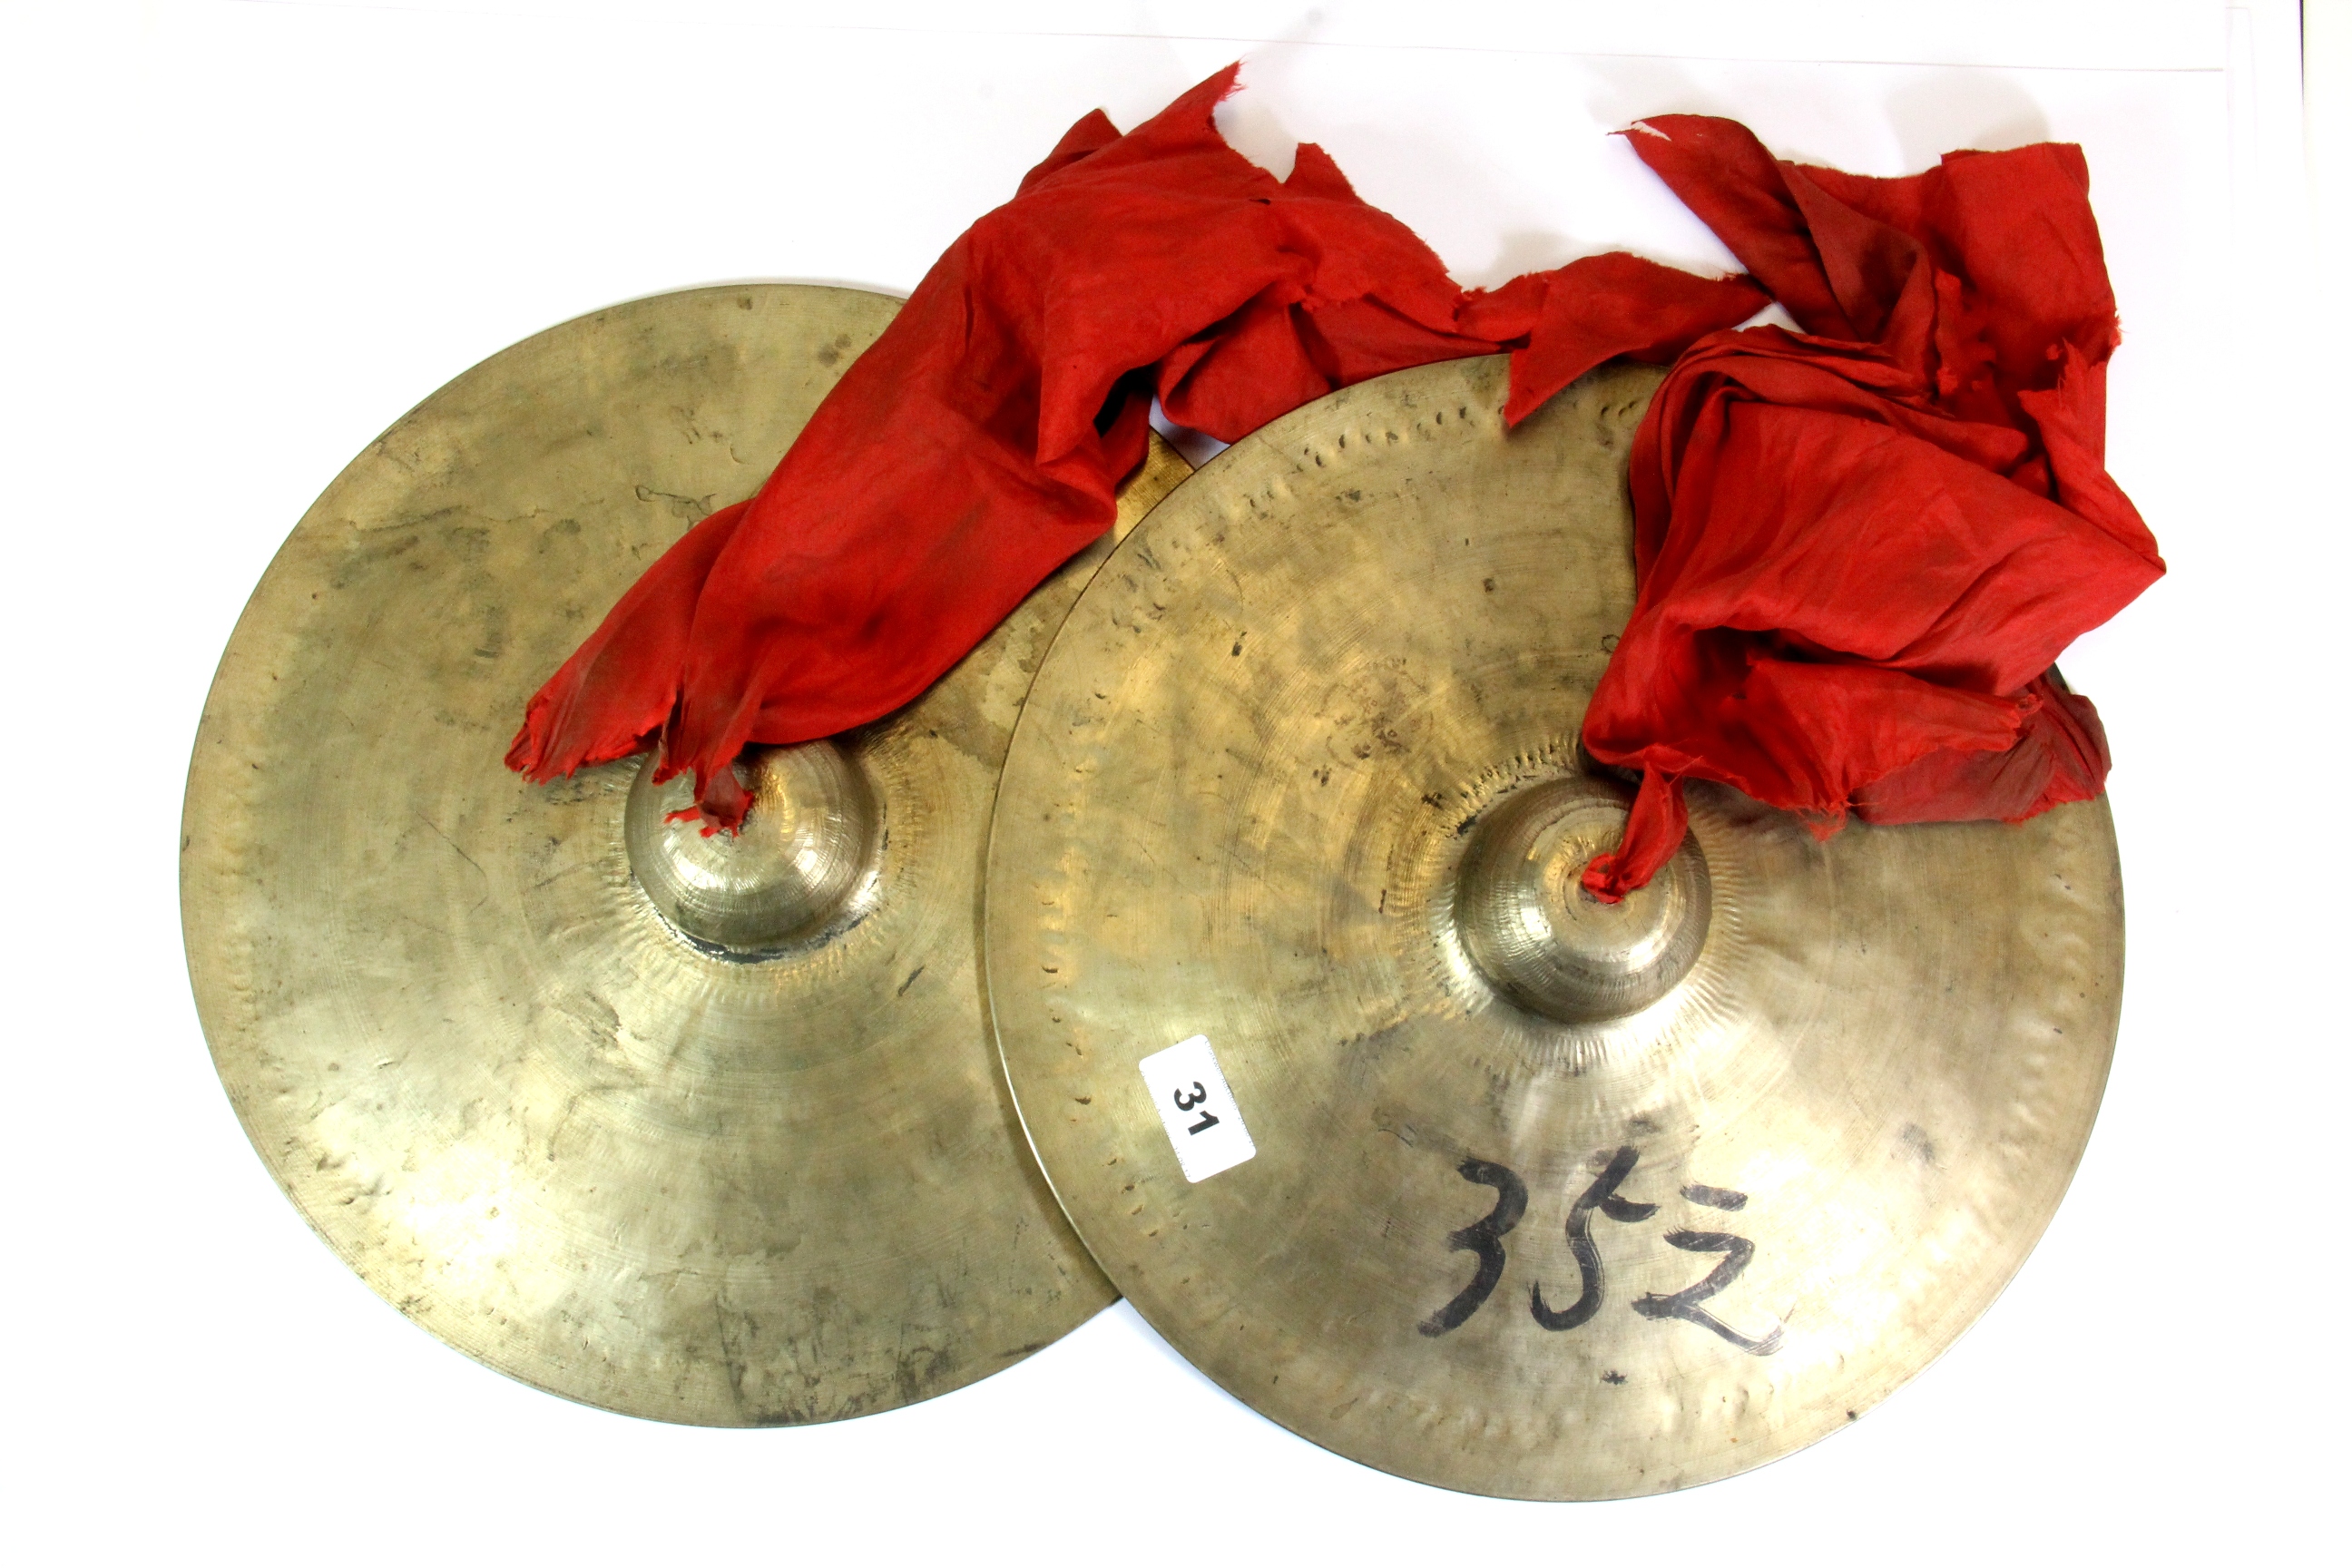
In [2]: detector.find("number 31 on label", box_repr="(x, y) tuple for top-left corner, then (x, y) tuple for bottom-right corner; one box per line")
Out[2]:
(1138, 1035), (1257, 1182)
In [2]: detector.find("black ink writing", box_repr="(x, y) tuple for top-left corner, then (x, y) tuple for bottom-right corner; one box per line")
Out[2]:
(1632, 1230), (1784, 1355)
(1531, 1146), (1656, 1331)
(1171, 1082), (1219, 1135)
(1418, 1147), (1780, 1355)
(1679, 1183), (1748, 1211)
(1418, 1159), (1528, 1338)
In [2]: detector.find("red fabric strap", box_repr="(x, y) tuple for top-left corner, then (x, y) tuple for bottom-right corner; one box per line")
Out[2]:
(1578, 117), (2161, 897)
(505, 67), (1760, 828)
(506, 73), (2159, 900)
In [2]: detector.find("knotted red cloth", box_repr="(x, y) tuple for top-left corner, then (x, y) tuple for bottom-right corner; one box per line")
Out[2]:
(505, 67), (1763, 828)
(507, 70), (2159, 895)
(1577, 117), (2162, 897)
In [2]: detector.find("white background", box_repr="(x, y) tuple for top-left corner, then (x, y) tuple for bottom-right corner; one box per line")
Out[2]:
(2, 2), (2341, 1561)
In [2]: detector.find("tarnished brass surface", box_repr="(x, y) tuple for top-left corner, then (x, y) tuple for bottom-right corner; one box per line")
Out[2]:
(985, 357), (2122, 1498)
(182, 285), (1188, 1425)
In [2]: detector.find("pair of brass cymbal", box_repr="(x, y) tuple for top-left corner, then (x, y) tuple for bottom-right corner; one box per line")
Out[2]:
(182, 285), (2121, 1496)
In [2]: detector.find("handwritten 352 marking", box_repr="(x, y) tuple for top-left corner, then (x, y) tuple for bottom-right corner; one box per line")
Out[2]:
(1418, 1145), (1783, 1355)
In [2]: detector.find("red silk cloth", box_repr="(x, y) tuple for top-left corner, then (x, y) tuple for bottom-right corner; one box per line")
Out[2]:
(506, 70), (2159, 894)
(505, 67), (1763, 828)
(1577, 117), (2162, 897)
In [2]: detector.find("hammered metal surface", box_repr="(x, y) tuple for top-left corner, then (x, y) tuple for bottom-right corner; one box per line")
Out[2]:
(182, 285), (1188, 1425)
(985, 357), (2122, 1497)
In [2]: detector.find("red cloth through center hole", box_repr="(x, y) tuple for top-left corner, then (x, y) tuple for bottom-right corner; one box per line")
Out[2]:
(505, 68), (2159, 897)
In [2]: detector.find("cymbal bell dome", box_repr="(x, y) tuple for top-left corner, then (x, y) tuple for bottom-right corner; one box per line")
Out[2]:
(626, 740), (882, 956)
(1452, 778), (1710, 1024)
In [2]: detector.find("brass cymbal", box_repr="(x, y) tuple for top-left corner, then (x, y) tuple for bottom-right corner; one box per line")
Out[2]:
(182, 284), (1187, 1425)
(985, 356), (2122, 1498)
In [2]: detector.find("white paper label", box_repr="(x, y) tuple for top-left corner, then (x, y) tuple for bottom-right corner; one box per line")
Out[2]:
(1138, 1034), (1256, 1182)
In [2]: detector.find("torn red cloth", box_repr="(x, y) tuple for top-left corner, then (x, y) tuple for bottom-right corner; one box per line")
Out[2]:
(1577, 117), (2162, 898)
(508, 72), (2158, 889)
(505, 66), (1763, 827)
